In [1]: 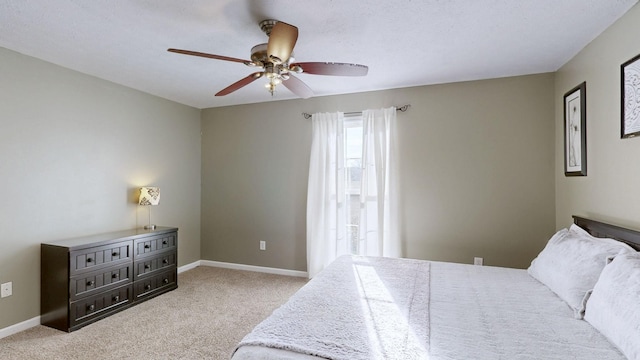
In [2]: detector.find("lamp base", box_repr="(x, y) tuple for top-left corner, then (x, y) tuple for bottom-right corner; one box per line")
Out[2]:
(144, 224), (156, 230)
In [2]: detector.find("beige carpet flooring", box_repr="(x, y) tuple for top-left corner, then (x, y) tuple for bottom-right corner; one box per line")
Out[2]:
(0, 266), (308, 360)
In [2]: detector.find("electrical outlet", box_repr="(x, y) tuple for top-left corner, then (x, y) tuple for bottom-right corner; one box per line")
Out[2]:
(259, 241), (266, 251)
(474, 257), (483, 266)
(1, 282), (12, 298)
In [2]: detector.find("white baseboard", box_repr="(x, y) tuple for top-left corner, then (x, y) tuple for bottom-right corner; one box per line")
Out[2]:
(0, 260), (306, 339)
(0, 316), (40, 339)
(177, 260), (201, 274)
(199, 260), (308, 278)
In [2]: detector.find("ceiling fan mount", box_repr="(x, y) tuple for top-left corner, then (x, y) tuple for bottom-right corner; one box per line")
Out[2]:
(259, 19), (278, 37)
(168, 19), (368, 99)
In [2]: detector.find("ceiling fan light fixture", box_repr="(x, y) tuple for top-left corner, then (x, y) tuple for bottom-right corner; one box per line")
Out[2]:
(264, 78), (282, 86)
(265, 77), (280, 96)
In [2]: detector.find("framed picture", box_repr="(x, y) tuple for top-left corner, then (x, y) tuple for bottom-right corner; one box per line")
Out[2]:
(564, 82), (586, 176)
(621, 53), (640, 138)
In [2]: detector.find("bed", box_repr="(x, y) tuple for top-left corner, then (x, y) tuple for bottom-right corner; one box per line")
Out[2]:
(231, 216), (640, 360)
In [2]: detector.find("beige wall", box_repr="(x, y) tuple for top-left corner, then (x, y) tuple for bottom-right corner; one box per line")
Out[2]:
(201, 73), (556, 271)
(201, 101), (311, 272)
(555, 4), (640, 229)
(0, 47), (202, 329)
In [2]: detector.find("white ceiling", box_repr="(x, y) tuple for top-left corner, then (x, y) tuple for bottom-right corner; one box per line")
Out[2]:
(1, 0), (637, 109)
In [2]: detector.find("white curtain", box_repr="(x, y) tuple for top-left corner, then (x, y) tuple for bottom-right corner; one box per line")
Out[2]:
(359, 107), (400, 257)
(306, 111), (346, 278)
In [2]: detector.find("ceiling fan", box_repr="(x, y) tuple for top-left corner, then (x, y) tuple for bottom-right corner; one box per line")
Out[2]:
(168, 19), (368, 99)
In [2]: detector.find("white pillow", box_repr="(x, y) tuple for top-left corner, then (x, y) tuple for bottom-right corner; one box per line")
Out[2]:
(527, 225), (634, 318)
(585, 252), (640, 360)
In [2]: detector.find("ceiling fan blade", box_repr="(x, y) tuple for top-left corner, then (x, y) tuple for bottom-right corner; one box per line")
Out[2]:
(293, 62), (368, 76)
(168, 48), (250, 64)
(282, 74), (313, 99)
(215, 72), (264, 96)
(267, 21), (298, 63)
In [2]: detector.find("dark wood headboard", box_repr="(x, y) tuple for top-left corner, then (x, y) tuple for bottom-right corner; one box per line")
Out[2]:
(573, 215), (640, 251)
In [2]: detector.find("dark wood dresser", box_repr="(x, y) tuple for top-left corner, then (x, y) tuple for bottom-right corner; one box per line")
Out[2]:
(41, 227), (178, 332)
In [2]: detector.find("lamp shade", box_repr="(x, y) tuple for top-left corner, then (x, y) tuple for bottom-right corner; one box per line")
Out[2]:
(139, 187), (160, 206)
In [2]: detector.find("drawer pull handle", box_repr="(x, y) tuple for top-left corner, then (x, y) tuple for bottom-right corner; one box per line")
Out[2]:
(162, 259), (169, 264)
(145, 284), (151, 290)
(113, 295), (120, 302)
(112, 273), (119, 279)
(144, 264), (151, 270)
(112, 252), (119, 257)
(163, 278), (169, 284)
(162, 240), (168, 245)
(87, 304), (95, 311)
(87, 280), (95, 286)
(86, 258), (93, 263)
(144, 244), (150, 249)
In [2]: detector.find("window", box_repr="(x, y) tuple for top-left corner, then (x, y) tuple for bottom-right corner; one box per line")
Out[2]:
(344, 115), (363, 255)
(307, 107), (398, 278)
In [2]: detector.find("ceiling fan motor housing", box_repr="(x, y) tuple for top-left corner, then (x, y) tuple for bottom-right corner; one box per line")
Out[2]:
(250, 43), (268, 65)
(251, 43), (294, 78)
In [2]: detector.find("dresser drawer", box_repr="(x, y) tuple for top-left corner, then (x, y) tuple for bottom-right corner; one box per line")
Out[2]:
(134, 232), (177, 259)
(134, 252), (176, 279)
(134, 268), (177, 301)
(70, 284), (132, 329)
(70, 264), (132, 301)
(70, 241), (132, 274)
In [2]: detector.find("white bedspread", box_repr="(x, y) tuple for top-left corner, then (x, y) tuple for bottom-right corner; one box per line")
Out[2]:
(429, 261), (624, 359)
(232, 256), (625, 360)
(234, 255), (430, 359)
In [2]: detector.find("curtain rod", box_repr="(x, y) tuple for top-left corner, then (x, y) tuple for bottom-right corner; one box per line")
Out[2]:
(301, 104), (410, 119)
